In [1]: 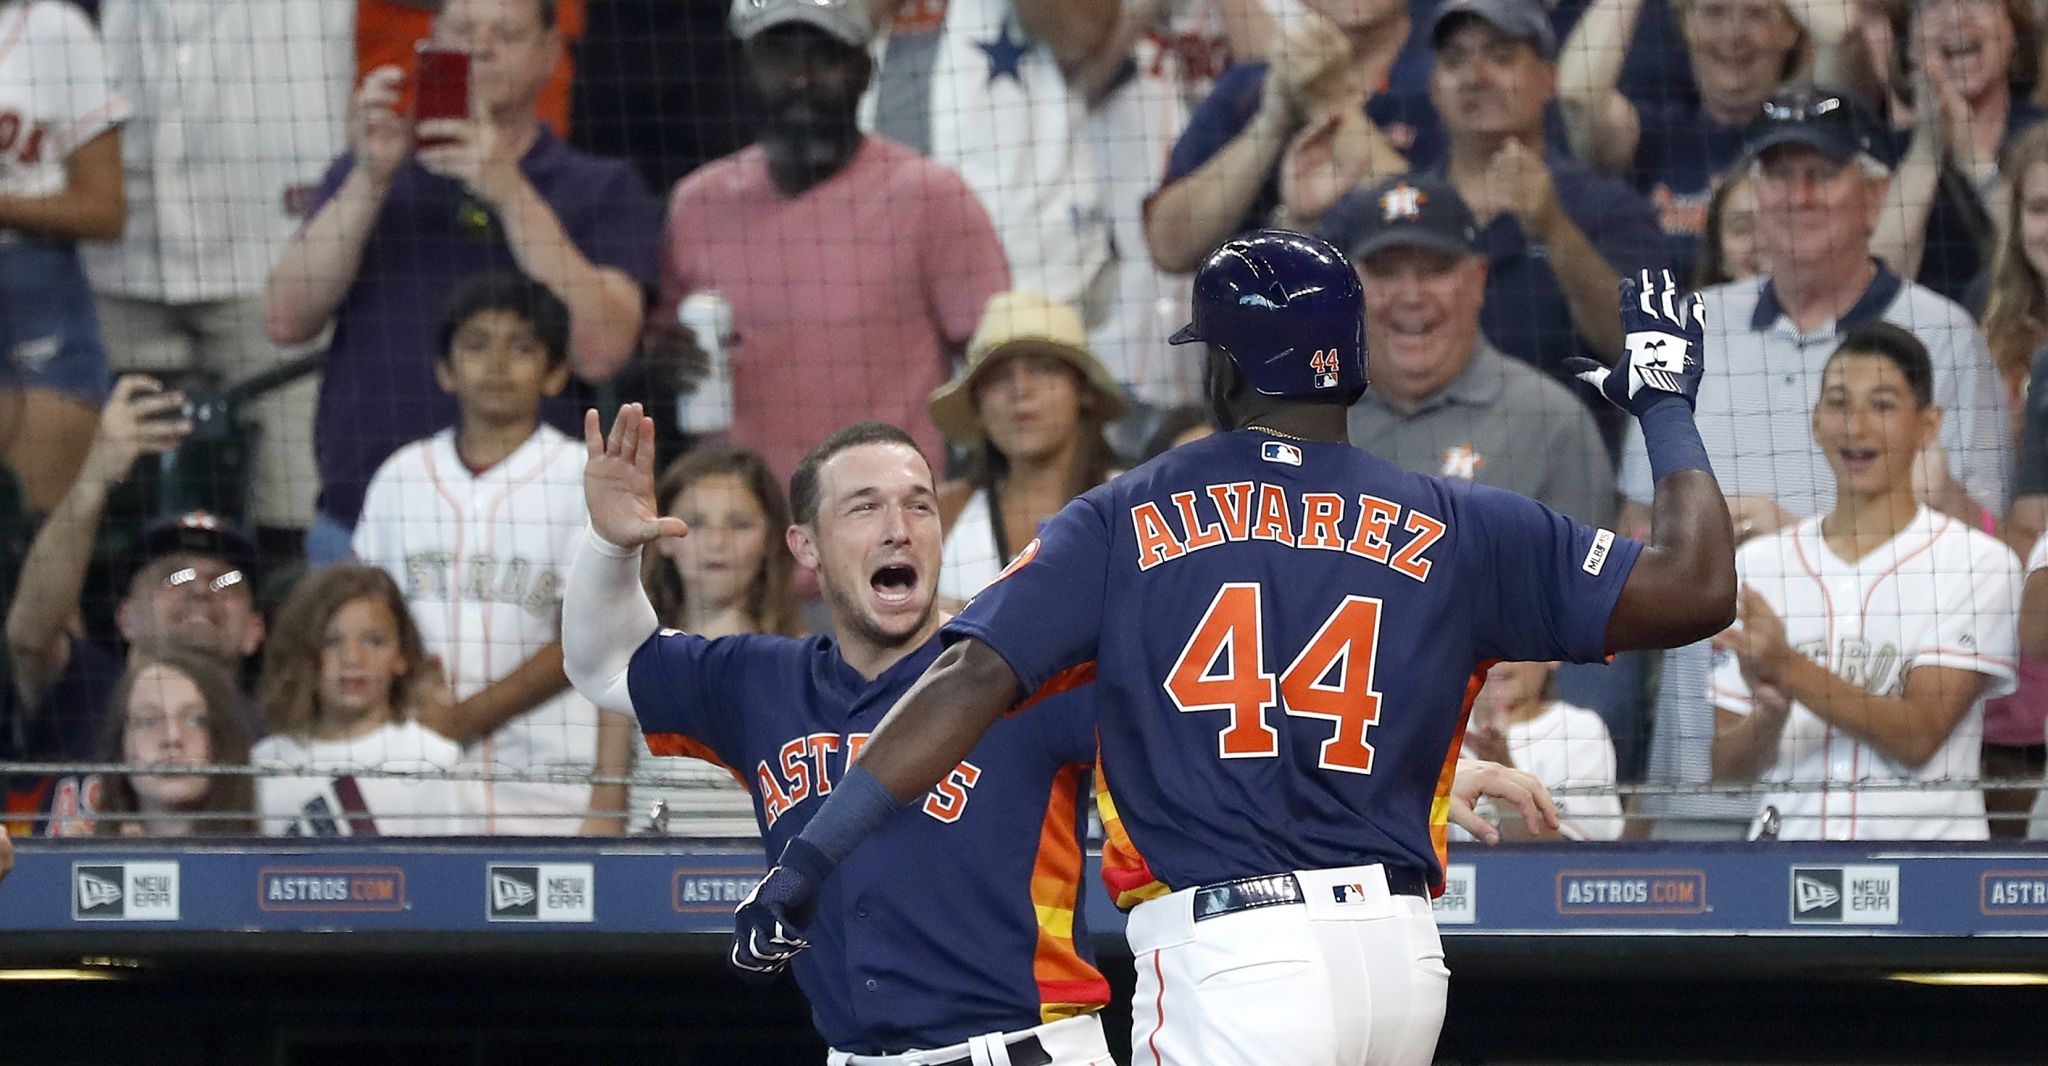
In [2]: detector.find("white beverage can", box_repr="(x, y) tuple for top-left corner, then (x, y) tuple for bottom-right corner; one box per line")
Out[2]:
(676, 292), (735, 434)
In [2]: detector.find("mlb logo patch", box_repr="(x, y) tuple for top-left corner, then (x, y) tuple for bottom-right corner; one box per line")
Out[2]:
(1331, 883), (1371, 904)
(1261, 441), (1302, 466)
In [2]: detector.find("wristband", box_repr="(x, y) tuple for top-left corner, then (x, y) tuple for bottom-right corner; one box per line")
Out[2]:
(793, 764), (906, 866)
(1640, 397), (1713, 483)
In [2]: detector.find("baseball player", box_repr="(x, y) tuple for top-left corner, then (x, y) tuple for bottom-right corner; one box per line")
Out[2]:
(566, 412), (1119, 1063)
(355, 273), (629, 834)
(1711, 322), (2020, 840)
(733, 232), (1737, 1065)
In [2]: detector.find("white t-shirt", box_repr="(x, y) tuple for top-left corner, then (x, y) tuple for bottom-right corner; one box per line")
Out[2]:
(938, 485), (1004, 605)
(1461, 701), (1625, 841)
(252, 720), (464, 837)
(355, 425), (605, 835)
(1711, 509), (2020, 840)
(0, 0), (127, 202)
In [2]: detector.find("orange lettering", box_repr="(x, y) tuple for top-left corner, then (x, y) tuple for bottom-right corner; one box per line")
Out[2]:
(1299, 493), (1347, 550)
(1207, 482), (1255, 540)
(756, 763), (793, 826)
(921, 762), (984, 823)
(779, 738), (812, 806)
(1170, 490), (1226, 553)
(1347, 495), (1399, 563)
(1391, 510), (1446, 582)
(1251, 483), (1296, 545)
(806, 734), (843, 794)
(1132, 501), (1187, 570)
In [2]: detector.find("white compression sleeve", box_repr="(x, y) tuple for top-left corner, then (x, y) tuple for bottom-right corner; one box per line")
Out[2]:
(563, 524), (660, 715)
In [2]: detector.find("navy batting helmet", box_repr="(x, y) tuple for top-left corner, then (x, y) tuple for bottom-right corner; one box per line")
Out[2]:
(1167, 230), (1367, 401)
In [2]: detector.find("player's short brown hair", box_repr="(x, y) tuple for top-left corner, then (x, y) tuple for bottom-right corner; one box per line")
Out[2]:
(789, 422), (925, 527)
(1829, 322), (1934, 409)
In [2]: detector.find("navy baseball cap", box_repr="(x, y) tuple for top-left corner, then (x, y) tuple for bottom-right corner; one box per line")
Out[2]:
(1430, 0), (1558, 61)
(1321, 176), (1481, 262)
(135, 510), (261, 586)
(1743, 83), (1884, 166)
(730, 0), (873, 47)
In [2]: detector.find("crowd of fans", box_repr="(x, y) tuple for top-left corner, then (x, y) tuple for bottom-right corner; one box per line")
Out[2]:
(2, 0), (2048, 843)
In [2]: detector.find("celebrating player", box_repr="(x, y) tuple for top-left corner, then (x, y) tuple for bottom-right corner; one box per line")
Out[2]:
(1710, 322), (2021, 839)
(734, 232), (1736, 1065)
(565, 412), (1117, 1063)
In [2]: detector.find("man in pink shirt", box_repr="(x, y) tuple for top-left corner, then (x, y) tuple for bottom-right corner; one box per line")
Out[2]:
(662, 0), (1010, 480)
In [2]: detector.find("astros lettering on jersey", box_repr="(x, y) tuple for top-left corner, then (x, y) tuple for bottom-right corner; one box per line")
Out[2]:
(626, 630), (1107, 1055)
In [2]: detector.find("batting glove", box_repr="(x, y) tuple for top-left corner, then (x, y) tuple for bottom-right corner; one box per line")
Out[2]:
(729, 838), (830, 982)
(1562, 269), (1707, 417)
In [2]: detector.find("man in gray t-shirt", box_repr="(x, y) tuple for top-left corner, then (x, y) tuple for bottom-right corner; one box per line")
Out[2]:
(1334, 175), (1616, 526)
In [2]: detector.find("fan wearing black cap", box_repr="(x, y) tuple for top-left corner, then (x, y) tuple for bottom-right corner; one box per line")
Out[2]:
(1616, 82), (2012, 839)
(1555, 0), (1862, 277)
(5, 376), (265, 827)
(1326, 175), (1616, 528)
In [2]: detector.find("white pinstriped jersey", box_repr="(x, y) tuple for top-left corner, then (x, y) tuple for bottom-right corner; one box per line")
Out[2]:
(1711, 509), (2020, 840)
(354, 424), (601, 834)
(0, 0), (127, 201)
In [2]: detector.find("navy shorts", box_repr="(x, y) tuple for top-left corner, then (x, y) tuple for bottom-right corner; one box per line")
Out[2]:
(0, 237), (111, 405)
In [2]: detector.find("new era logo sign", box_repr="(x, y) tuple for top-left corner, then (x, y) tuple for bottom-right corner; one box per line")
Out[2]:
(72, 862), (180, 921)
(1793, 871), (1842, 918)
(492, 871), (539, 916)
(75, 868), (123, 914)
(486, 863), (595, 923)
(1790, 865), (1899, 925)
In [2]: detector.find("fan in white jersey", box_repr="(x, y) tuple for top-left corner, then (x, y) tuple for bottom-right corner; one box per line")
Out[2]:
(354, 272), (632, 835)
(1712, 323), (2020, 841)
(625, 444), (805, 837)
(1461, 660), (1624, 840)
(253, 565), (463, 836)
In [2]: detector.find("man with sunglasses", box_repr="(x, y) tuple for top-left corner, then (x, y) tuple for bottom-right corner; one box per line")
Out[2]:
(4, 375), (266, 832)
(1618, 81), (2012, 839)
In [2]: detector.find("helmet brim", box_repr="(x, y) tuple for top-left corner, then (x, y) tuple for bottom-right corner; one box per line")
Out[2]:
(1167, 322), (1202, 345)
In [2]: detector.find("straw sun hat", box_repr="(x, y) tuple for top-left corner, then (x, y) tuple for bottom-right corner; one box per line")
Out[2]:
(928, 292), (1127, 444)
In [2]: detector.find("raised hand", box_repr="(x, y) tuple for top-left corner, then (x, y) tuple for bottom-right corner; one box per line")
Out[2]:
(350, 65), (410, 187)
(1280, 110), (1380, 224)
(1564, 268), (1707, 416)
(582, 404), (689, 550)
(82, 376), (191, 490)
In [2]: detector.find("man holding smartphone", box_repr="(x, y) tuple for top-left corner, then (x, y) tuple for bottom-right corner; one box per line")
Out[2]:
(263, 0), (661, 565)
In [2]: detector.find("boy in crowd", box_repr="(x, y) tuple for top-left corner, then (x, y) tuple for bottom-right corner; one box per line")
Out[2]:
(354, 272), (630, 834)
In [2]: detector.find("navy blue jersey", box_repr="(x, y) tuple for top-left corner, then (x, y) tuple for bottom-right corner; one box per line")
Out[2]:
(946, 431), (1641, 904)
(626, 631), (1105, 1055)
